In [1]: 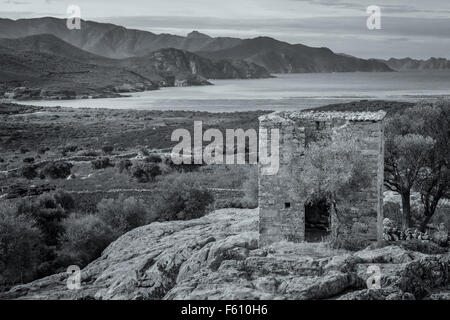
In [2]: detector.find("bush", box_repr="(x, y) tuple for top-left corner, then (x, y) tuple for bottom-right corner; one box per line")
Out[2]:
(17, 193), (71, 246)
(61, 144), (78, 156)
(118, 159), (132, 173)
(23, 157), (35, 163)
(38, 147), (50, 154)
(91, 157), (113, 170)
(153, 175), (214, 221)
(331, 234), (371, 251)
(21, 165), (38, 180)
(43, 161), (72, 179)
(97, 196), (152, 234)
(0, 204), (43, 285)
(53, 190), (75, 211)
(19, 146), (29, 154)
(400, 239), (447, 254)
(131, 162), (162, 183)
(79, 149), (100, 157)
(102, 145), (114, 154)
(59, 214), (115, 267)
(145, 154), (162, 163)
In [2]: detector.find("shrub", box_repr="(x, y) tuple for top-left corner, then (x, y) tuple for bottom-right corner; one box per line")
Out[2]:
(145, 154), (162, 163)
(102, 145), (114, 154)
(19, 146), (29, 154)
(38, 147), (50, 154)
(139, 147), (150, 156)
(118, 159), (132, 173)
(131, 162), (162, 183)
(21, 165), (38, 180)
(97, 196), (152, 234)
(400, 239), (446, 254)
(91, 157), (113, 170)
(61, 144), (78, 156)
(43, 161), (72, 179)
(79, 150), (100, 157)
(153, 175), (214, 221)
(331, 234), (371, 251)
(23, 157), (35, 163)
(17, 194), (70, 246)
(0, 204), (43, 285)
(53, 190), (75, 211)
(59, 214), (115, 267)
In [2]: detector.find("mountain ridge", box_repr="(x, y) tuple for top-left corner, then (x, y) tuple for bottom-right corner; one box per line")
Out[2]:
(0, 17), (393, 73)
(377, 57), (450, 71)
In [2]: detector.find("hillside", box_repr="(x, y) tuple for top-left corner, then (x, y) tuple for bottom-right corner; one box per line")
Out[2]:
(378, 57), (450, 71)
(198, 37), (393, 73)
(0, 17), (393, 74)
(0, 35), (271, 99)
(0, 17), (243, 59)
(2, 208), (448, 300)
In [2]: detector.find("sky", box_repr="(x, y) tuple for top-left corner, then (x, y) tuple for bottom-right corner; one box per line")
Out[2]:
(1, 0), (449, 59)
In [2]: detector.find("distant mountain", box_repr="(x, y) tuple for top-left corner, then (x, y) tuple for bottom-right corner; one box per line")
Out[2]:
(0, 34), (270, 99)
(378, 57), (450, 71)
(0, 17), (243, 59)
(198, 37), (393, 73)
(0, 44), (158, 99)
(0, 17), (393, 74)
(0, 34), (114, 65)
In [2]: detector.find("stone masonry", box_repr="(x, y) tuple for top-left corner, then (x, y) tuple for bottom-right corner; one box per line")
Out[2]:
(258, 111), (386, 247)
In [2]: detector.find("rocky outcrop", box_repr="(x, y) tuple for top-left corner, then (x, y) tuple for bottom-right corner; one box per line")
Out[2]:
(2, 209), (448, 300)
(120, 48), (272, 86)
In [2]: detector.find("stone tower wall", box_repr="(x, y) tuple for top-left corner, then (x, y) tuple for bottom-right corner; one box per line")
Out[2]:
(258, 111), (385, 247)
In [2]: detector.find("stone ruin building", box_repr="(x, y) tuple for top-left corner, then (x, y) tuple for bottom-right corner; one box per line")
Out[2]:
(258, 110), (386, 246)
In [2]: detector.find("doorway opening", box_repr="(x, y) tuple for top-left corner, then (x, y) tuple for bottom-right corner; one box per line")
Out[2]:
(305, 198), (331, 242)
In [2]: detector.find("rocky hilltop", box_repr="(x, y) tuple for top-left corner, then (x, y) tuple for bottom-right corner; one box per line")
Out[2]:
(3, 208), (448, 300)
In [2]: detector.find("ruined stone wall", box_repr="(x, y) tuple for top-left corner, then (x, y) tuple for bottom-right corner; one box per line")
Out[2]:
(258, 111), (385, 247)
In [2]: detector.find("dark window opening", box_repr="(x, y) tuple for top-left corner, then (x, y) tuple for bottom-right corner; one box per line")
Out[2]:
(284, 202), (291, 209)
(305, 198), (330, 242)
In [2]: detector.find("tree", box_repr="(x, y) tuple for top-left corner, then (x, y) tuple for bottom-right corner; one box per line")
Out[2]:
(384, 133), (435, 228)
(131, 162), (162, 183)
(17, 193), (71, 246)
(384, 102), (450, 230)
(299, 131), (370, 235)
(43, 161), (72, 179)
(97, 196), (149, 234)
(0, 204), (43, 285)
(59, 214), (115, 267)
(152, 174), (214, 221)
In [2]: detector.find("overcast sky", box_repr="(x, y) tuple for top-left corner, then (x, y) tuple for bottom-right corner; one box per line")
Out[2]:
(1, 0), (449, 59)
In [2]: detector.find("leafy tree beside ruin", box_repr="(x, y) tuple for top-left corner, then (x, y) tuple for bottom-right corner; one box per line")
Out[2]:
(384, 102), (450, 230)
(299, 131), (371, 237)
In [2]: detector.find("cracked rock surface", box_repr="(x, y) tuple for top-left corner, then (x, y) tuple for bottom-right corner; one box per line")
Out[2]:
(2, 209), (449, 300)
